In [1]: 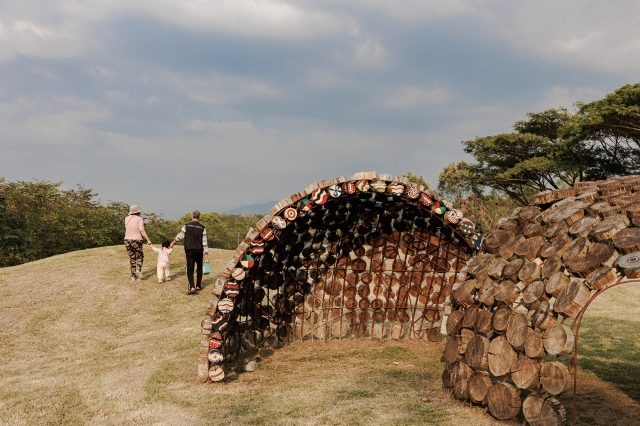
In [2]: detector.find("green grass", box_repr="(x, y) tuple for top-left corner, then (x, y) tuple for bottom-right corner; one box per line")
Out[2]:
(576, 316), (640, 401)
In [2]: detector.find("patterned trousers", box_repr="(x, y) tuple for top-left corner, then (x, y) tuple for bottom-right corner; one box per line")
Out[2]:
(124, 239), (144, 276)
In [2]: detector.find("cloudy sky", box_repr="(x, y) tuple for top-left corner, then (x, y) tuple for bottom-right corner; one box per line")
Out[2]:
(1, 1), (638, 217)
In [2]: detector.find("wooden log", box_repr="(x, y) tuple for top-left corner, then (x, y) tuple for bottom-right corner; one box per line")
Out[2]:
(451, 361), (474, 400)
(474, 309), (494, 334)
(589, 214), (630, 241)
(487, 258), (508, 279)
(503, 258), (525, 282)
(533, 190), (554, 205)
(567, 242), (617, 277)
(522, 222), (545, 238)
(511, 356), (541, 390)
(483, 230), (513, 254)
(519, 205), (543, 223)
(539, 397), (567, 426)
(468, 371), (492, 405)
(493, 280), (519, 304)
(568, 215), (600, 237)
(465, 335), (490, 371)
(446, 310), (465, 336)
(445, 335), (463, 364)
(618, 251), (640, 278)
(487, 382), (521, 420)
(540, 362), (571, 395)
(531, 300), (557, 331)
(459, 328), (475, 354)
(626, 202), (640, 218)
(452, 279), (476, 308)
(563, 237), (590, 262)
(466, 254), (495, 276)
(519, 261), (541, 284)
(554, 278), (591, 318)
(499, 234), (526, 259)
(575, 190), (598, 204)
(541, 256), (562, 278)
(544, 221), (568, 239)
(515, 236), (547, 260)
(477, 278), (496, 307)
(523, 394), (567, 426)
(493, 306), (514, 333)
(539, 234), (571, 259)
(544, 206), (584, 226)
(601, 205), (625, 218)
(462, 305), (479, 329)
(553, 186), (576, 200)
(522, 280), (548, 310)
(585, 266), (617, 290)
(498, 217), (520, 233)
(546, 272), (570, 298)
(613, 227), (640, 254)
(525, 329), (546, 359)
(488, 335), (517, 377)
(588, 201), (611, 215)
(522, 394), (544, 426)
(543, 323), (575, 356)
(506, 313), (530, 351)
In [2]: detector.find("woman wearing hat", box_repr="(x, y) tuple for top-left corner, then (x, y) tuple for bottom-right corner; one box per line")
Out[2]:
(124, 205), (152, 281)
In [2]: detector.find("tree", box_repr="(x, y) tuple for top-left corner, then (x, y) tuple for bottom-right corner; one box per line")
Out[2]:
(442, 83), (640, 207)
(0, 179), (127, 262)
(456, 107), (592, 205)
(572, 82), (640, 176)
(0, 191), (29, 266)
(437, 161), (483, 201)
(403, 172), (431, 189)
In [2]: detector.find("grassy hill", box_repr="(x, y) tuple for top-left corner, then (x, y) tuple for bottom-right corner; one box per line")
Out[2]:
(1, 246), (639, 425)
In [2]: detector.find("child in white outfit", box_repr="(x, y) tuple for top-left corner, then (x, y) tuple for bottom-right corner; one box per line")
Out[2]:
(151, 240), (173, 282)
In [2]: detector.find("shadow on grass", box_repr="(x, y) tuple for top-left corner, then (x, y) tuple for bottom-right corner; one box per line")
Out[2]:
(575, 315), (640, 402)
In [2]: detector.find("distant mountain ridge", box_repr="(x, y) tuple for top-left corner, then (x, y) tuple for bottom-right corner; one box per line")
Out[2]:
(225, 201), (277, 215)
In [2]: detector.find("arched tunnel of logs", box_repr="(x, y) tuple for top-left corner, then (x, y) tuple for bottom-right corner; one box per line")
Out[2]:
(198, 171), (479, 384)
(443, 175), (640, 426)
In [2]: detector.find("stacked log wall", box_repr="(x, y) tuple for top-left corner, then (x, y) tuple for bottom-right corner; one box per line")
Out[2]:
(443, 175), (640, 425)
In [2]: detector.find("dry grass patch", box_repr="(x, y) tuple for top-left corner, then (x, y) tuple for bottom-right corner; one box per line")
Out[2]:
(0, 245), (639, 425)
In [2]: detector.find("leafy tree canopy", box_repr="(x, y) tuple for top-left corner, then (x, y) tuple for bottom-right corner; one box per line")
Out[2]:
(403, 172), (431, 189)
(438, 82), (640, 206)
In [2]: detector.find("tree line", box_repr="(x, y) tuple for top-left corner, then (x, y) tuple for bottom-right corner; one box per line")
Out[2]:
(0, 179), (261, 267)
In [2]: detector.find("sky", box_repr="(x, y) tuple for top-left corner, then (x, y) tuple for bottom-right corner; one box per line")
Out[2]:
(1, 1), (639, 218)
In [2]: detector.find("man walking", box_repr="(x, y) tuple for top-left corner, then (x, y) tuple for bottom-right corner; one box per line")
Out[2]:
(170, 210), (209, 294)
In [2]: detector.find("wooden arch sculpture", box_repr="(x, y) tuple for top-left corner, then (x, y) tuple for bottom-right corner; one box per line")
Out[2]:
(197, 171), (480, 383)
(443, 175), (640, 426)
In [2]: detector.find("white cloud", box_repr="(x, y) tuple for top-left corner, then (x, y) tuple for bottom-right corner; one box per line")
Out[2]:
(352, 36), (388, 68)
(0, 18), (86, 61)
(177, 72), (280, 105)
(105, 91), (130, 104)
(0, 94), (110, 146)
(349, 0), (479, 22)
(87, 66), (117, 79)
(539, 86), (604, 111)
(484, 1), (640, 77)
(0, 0), (350, 61)
(381, 84), (450, 109)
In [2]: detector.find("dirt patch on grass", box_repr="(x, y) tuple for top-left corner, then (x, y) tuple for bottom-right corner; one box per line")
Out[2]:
(0, 246), (639, 425)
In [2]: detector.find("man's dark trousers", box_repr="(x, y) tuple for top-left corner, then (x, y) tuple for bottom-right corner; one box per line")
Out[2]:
(185, 249), (204, 289)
